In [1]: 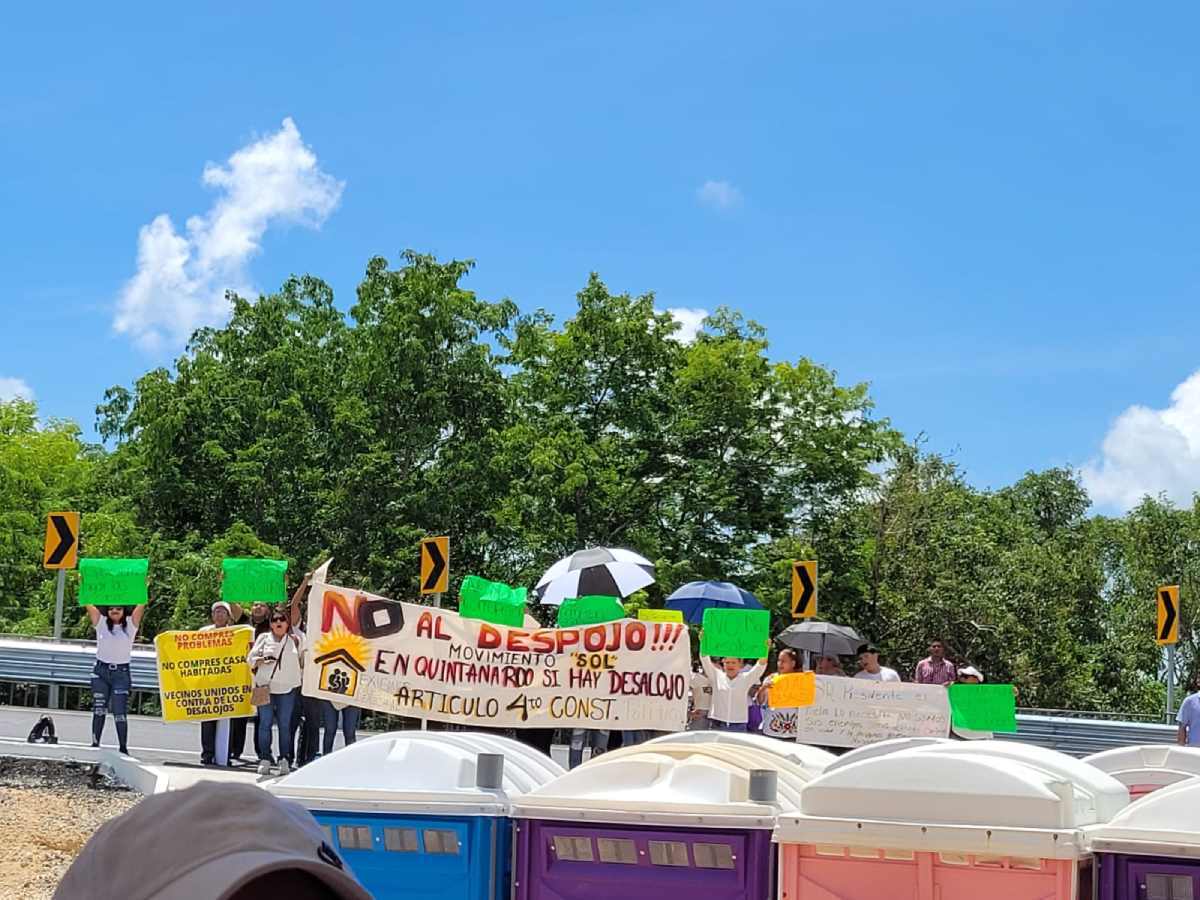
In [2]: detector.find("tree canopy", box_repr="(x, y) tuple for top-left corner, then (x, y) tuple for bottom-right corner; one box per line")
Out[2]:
(0, 252), (1188, 715)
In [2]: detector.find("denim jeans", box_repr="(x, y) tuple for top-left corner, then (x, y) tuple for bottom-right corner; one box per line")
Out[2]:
(256, 689), (298, 763)
(91, 661), (131, 749)
(708, 719), (748, 732)
(320, 703), (362, 755)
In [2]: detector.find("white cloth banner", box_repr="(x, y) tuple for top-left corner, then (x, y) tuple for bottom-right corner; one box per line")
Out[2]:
(302, 580), (691, 731)
(792, 676), (951, 748)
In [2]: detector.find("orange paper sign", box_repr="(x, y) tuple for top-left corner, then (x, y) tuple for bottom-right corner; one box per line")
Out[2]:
(769, 672), (816, 709)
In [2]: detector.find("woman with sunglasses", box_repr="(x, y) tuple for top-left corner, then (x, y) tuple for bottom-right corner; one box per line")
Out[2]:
(85, 600), (150, 755)
(247, 606), (306, 775)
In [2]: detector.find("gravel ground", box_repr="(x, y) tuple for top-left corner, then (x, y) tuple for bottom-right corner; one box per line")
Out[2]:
(0, 757), (139, 900)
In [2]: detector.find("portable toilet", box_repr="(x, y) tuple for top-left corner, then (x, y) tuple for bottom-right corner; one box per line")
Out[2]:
(510, 736), (829, 900)
(821, 737), (951, 774)
(774, 745), (1131, 900)
(1087, 778), (1200, 900)
(1084, 745), (1200, 799)
(267, 731), (564, 900)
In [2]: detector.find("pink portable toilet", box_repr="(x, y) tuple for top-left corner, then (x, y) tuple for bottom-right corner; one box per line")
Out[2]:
(775, 745), (1130, 900)
(1084, 745), (1200, 799)
(510, 736), (832, 900)
(1087, 778), (1200, 900)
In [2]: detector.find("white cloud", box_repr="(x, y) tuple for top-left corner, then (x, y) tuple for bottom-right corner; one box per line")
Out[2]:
(696, 179), (742, 211)
(114, 118), (344, 350)
(0, 378), (33, 402)
(1082, 370), (1200, 510)
(665, 307), (709, 343)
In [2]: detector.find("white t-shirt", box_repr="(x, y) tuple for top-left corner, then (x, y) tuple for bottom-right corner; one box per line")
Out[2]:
(854, 666), (901, 682)
(94, 620), (138, 664)
(700, 657), (766, 724)
(691, 672), (713, 712)
(248, 629), (306, 694)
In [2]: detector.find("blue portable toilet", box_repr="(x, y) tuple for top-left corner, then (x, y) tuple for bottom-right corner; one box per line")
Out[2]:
(267, 731), (564, 900)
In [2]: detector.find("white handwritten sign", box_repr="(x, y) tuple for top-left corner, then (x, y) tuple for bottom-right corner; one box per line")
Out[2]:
(302, 579), (691, 731)
(793, 676), (951, 748)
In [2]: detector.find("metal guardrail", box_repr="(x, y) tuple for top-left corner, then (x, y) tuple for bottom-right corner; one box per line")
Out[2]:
(1000, 713), (1176, 757)
(0, 636), (1183, 756)
(0, 634), (159, 691)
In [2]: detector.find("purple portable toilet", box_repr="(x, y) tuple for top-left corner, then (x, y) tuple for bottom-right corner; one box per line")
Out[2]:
(1088, 778), (1200, 900)
(510, 733), (833, 900)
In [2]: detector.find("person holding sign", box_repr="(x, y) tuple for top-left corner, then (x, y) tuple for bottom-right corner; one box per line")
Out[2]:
(700, 651), (767, 732)
(757, 648), (800, 739)
(248, 608), (306, 775)
(85, 601), (149, 755)
(198, 600), (248, 765)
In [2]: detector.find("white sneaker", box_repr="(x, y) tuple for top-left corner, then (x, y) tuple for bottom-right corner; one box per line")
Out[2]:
(278, 759), (290, 775)
(257, 760), (270, 776)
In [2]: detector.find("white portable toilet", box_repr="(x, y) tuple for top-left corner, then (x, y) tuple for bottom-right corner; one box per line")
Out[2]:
(822, 736), (952, 773)
(267, 731), (563, 900)
(775, 746), (1130, 900)
(1084, 744), (1200, 799)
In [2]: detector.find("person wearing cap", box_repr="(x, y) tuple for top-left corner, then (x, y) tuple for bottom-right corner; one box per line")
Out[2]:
(854, 645), (901, 682)
(85, 597), (150, 756)
(248, 606), (306, 775)
(54, 781), (372, 900)
(199, 601), (247, 765)
(956, 665), (985, 684)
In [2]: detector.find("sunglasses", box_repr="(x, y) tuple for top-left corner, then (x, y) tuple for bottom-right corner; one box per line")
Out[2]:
(270, 617), (288, 624)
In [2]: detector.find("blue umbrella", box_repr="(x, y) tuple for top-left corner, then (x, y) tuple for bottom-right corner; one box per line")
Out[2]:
(664, 580), (764, 624)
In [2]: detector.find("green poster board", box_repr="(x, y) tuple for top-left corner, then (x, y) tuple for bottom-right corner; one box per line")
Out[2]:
(79, 558), (149, 606)
(557, 596), (626, 628)
(948, 683), (1018, 733)
(221, 558), (288, 604)
(459, 575), (527, 627)
(700, 608), (770, 659)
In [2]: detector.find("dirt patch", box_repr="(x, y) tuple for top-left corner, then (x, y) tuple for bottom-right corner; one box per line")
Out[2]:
(0, 758), (138, 900)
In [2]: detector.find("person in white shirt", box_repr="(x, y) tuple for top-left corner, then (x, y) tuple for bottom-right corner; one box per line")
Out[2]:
(247, 608), (306, 775)
(854, 645), (901, 682)
(689, 665), (713, 730)
(86, 600), (149, 755)
(700, 651), (767, 731)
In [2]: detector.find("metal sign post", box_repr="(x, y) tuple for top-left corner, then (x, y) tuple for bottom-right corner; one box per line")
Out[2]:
(49, 569), (65, 709)
(1168, 643), (1177, 719)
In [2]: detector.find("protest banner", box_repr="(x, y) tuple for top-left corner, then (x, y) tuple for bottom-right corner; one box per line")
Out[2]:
(768, 672), (816, 709)
(949, 683), (1018, 733)
(792, 676), (951, 748)
(700, 608), (770, 658)
(637, 608), (684, 624)
(557, 596), (626, 628)
(302, 576), (691, 731)
(221, 558), (288, 604)
(78, 558), (149, 606)
(155, 626), (255, 722)
(459, 576), (526, 627)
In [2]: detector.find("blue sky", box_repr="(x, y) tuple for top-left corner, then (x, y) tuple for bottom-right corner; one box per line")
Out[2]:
(4, 2), (1200, 511)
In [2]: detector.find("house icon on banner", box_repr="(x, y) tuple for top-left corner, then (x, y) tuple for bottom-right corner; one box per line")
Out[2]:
(315, 648), (365, 698)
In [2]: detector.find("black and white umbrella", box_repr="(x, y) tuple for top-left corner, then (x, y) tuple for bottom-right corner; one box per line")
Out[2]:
(533, 547), (656, 607)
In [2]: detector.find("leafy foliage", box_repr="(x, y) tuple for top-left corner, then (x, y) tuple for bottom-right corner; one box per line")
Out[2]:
(0, 252), (1189, 715)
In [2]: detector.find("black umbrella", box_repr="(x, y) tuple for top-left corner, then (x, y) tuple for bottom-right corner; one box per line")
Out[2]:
(776, 621), (865, 657)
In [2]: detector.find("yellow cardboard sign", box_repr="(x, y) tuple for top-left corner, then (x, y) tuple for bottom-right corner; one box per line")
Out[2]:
(769, 672), (817, 709)
(637, 608), (684, 624)
(155, 626), (255, 722)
